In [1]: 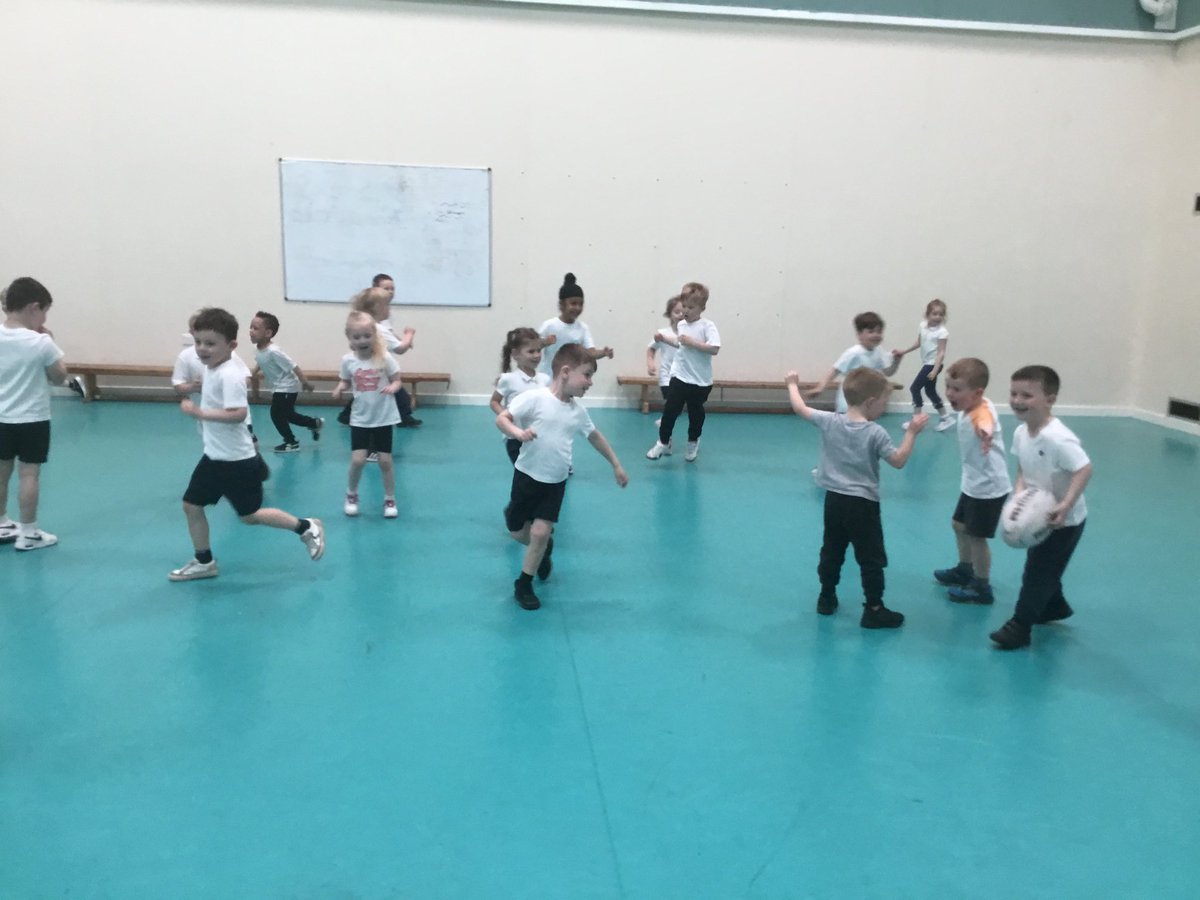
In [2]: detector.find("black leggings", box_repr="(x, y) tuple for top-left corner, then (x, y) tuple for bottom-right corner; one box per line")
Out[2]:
(270, 393), (319, 443)
(909, 365), (944, 410)
(659, 378), (713, 444)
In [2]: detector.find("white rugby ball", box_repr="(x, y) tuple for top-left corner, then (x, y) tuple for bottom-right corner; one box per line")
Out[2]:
(1001, 487), (1056, 549)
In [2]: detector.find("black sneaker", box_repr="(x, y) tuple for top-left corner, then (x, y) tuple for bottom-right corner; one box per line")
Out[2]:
(537, 538), (554, 581)
(514, 579), (541, 610)
(947, 581), (995, 605)
(933, 565), (973, 587)
(990, 617), (1031, 649)
(336, 404), (351, 426)
(273, 442), (300, 454)
(1037, 600), (1074, 625)
(861, 604), (905, 629)
(816, 594), (838, 615)
(397, 417), (423, 428)
(311, 418), (324, 442)
(67, 375), (87, 399)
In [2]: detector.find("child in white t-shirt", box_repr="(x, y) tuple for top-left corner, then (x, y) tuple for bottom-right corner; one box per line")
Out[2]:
(169, 308), (325, 582)
(646, 283), (720, 463)
(536, 273), (614, 379)
(646, 294), (684, 427)
(332, 311), (403, 519)
(249, 310), (323, 453)
(808, 311), (902, 414)
(490, 327), (550, 464)
(989, 365), (1092, 651)
(368, 274), (422, 428)
(497, 343), (628, 611)
(893, 298), (953, 431)
(0, 277), (68, 551)
(932, 358), (1012, 606)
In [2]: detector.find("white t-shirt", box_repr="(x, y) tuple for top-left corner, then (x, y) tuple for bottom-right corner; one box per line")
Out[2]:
(255, 343), (301, 393)
(508, 386), (596, 484)
(833, 343), (891, 414)
(340, 353), (401, 427)
(376, 320), (405, 359)
(1012, 417), (1090, 526)
(956, 399), (1011, 500)
(200, 358), (256, 462)
(174, 345), (251, 422)
(0, 325), (64, 423)
(537, 317), (595, 378)
(668, 318), (721, 386)
(496, 369), (551, 408)
(918, 321), (950, 365)
(648, 329), (679, 388)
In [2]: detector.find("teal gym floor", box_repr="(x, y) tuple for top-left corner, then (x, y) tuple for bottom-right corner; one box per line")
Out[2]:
(2, 399), (1198, 898)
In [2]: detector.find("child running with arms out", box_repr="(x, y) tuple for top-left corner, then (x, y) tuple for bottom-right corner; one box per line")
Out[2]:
(808, 311), (901, 413)
(893, 298), (954, 432)
(490, 327), (549, 464)
(932, 358), (1012, 605)
(249, 311), (323, 453)
(989, 365), (1092, 650)
(333, 311), (404, 519)
(497, 343), (628, 610)
(646, 282), (720, 462)
(0, 277), (69, 551)
(537, 273), (614, 379)
(170, 308), (324, 581)
(646, 294), (684, 427)
(786, 367), (926, 628)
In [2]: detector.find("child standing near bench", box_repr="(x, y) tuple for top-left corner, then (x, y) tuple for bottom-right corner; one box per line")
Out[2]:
(893, 298), (954, 432)
(170, 308), (324, 582)
(932, 358), (1011, 605)
(647, 282), (720, 462)
(537, 273), (614, 378)
(646, 294), (684, 426)
(370, 274), (422, 428)
(333, 311), (403, 518)
(0, 277), (68, 551)
(490, 327), (549, 465)
(249, 311), (323, 453)
(497, 343), (628, 610)
(786, 367), (926, 628)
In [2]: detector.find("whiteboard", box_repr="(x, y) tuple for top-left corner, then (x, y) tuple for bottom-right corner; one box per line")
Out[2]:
(278, 159), (491, 306)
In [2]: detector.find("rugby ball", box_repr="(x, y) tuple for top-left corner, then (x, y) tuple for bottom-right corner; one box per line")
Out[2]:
(1000, 487), (1056, 549)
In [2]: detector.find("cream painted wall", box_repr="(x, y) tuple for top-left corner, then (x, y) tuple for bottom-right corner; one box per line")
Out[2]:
(0, 0), (1180, 409)
(1132, 37), (1200, 418)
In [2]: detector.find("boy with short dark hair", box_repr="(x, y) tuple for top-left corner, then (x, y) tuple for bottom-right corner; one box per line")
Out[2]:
(170, 307), (325, 582)
(0, 277), (68, 550)
(933, 358), (1012, 605)
(808, 312), (902, 413)
(786, 366), (926, 628)
(989, 365), (1092, 650)
(249, 310), (323, 453)
(497, 343), (628, 610)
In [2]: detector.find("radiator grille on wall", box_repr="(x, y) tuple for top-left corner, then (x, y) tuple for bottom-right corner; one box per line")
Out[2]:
(1167, 398), (1200, 423)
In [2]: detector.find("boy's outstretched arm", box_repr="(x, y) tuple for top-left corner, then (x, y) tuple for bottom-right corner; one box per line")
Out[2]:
(1048, 463), (1092, 527)
(885, 413), (928, 468)
(785, 371), (816, 420)
(587, 430), (629, 487)
(807, 367), (838, 399)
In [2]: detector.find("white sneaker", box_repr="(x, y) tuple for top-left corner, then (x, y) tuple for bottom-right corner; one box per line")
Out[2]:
(685, 440), (700, 462)
(901, 419), (912, 431)
(646, 440), (672, 460)
(383, 499), (398, 519)
(169, 558), (218, 581)
(300, 518), (325, 560)
(0, 521), (18, 544)
(654, 418), (662, 427)
(15, 530), (57, 551)
(344, 493), (360, 517)
(365, 452), (379, 464)
(936, 414), (956, 432)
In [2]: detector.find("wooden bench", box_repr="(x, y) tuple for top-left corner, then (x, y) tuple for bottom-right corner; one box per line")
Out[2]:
(70, 363), (450, 407)
(249, 370), (450, 408)
(616, 374), (898, 414)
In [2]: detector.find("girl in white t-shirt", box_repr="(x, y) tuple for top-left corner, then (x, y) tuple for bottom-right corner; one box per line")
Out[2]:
(536, 273), (613, 379)
(332, 311), (403, 519)
(894, 299), (953, 432)
(646, 295), (684, 422)
(490, 327), (550, 464)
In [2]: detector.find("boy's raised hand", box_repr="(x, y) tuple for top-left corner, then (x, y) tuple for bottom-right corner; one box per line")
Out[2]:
(908, 412), (930, 433)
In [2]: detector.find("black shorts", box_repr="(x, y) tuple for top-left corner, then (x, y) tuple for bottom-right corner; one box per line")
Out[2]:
(183, 455), (264, 517)
(351, 425), (393, 455)
(953, 493), (1008, 539)
(505, 469), (566, 532)
(0, 421), (51, 464)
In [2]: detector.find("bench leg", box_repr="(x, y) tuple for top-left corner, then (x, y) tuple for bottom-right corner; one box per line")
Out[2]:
(641, 386), (650, 415)
(83, 374), (98, 402)
(410, 385), (419, 410)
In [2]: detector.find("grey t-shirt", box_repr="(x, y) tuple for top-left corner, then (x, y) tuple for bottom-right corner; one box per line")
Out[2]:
(811, 410), (896, 502)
